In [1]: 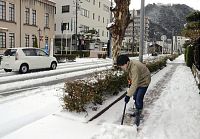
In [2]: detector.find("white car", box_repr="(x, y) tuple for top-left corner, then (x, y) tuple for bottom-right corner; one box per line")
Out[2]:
(1, 47), (57, 74)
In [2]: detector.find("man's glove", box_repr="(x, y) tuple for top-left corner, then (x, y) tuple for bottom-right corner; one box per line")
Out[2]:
(124, 95), (130, 103)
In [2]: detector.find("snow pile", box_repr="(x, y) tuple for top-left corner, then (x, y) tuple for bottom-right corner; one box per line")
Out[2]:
(92, 123), (137, 139)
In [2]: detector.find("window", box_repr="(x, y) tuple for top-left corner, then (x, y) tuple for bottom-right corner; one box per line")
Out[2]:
(103, 17), (104, 23)
(80, 8), (89, 18)
(44, 13), (49, 27)
(80, 25), (89, 32)
(22, 49), (36, 56)
(85, 0), (90, 2)
(25, 34), (29, 47)
(32, 35), (36, 47)
(25, 8), (30, 24)
(9, 33), (15, 48)
(9, 3), (15, 21)
(0, 1), (6, 20)
(93, 0), (95, 5)
(93, 13), (95, 20)
(4, 49), (17, 56)
(54, 24), (56, 31)
(32, 10), (36, 25)
(0, 32), (6, 48)
(99, 2), (100, 8)
(62, 5), (70, 13)
(36, 49), (47, 56)
(102, 31), (104, 36)
(98, 15), (100, 21)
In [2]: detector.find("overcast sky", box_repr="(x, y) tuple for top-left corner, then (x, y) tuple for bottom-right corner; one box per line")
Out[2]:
(129, 0), (200, 10)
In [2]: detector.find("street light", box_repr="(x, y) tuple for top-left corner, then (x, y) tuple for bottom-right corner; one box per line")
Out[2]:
(37, 28), (41, 48)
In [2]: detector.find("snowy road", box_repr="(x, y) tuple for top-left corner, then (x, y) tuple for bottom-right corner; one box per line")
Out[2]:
(0, 60), (112, 95)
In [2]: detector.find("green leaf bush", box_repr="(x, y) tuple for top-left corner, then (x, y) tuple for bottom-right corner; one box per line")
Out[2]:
(185, 45), (194, 68)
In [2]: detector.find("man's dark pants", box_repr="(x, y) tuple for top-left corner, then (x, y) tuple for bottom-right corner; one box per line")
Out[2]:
(133, 87), (148, 110)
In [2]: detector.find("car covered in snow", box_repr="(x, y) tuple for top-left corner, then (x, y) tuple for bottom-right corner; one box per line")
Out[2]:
(1, 47), (57, 73)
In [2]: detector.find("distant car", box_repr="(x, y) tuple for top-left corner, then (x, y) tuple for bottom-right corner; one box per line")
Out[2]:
(1, 47), (57, 74)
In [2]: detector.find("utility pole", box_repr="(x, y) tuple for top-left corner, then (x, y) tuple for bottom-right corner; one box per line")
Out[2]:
(75, 0), (78, 50)
(60, 21), (64, 55)
(108, 0), (113, 58)
(132, 9), (135, 53)
(139, 0), (145, 62)
(171, 29), (174, 54)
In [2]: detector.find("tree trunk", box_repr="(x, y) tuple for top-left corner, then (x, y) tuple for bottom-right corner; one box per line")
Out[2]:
(108, 0), (131, 64)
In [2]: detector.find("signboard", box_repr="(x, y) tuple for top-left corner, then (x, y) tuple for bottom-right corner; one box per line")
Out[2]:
(161, 35), (167, 41)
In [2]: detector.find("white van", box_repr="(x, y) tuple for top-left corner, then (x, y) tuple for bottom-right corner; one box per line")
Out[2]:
(1, 47), (57, 74)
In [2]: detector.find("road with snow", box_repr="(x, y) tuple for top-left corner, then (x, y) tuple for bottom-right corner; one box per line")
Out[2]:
(0, 59), (112, 96)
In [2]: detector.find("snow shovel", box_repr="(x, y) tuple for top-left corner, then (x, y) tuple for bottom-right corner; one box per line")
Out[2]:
(121, 102), (127, 125)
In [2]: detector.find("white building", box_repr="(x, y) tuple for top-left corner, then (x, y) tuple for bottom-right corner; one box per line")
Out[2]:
(54, 0), (111, 54)
(173, 36), (188, 53)
(124, 9), (150, 54)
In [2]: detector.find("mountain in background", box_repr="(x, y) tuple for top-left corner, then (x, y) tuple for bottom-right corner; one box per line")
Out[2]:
(145, 3), (195, 41)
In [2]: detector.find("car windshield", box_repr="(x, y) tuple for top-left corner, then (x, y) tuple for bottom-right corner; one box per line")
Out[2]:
(4, 49), (17, 56)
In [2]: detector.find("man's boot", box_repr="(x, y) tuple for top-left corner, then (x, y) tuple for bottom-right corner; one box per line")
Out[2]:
(134, 109), (142, 126)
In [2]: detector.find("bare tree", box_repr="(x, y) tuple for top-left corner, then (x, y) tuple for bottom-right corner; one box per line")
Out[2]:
(107, 0), (132, 63)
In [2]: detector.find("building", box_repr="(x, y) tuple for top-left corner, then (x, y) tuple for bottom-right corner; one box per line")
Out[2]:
(0, 0), (56, 54)
(173, 36), (188, 53)
(54, 0), (111, 55)
(123, 9), (150, 54)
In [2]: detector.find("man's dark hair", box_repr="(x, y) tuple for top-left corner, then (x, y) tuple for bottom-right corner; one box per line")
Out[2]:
(116, 55), (130, 66)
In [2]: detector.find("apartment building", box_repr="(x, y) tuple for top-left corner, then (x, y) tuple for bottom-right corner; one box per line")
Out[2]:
(54, 0), (111, 53)
(124, 9), (150, 53)
(0, 0), (56, 54)
(173, 36), (188, 53)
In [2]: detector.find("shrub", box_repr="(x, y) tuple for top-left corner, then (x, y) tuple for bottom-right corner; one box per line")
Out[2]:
(97, 54), (102, 58)
(146, 58), (167, 73)
(0, 55), (2, 64)
(54, 54), (67, 63)
(166, 54), (179, 61)
(98, 54), (107, 59)
(186, 45), (194, 68)
(66, 54), (76, 61)
(72, 50), (90, 58)
(63, 80), (95, 112)
(62, 70), (128, 112)
(126, 52), (139, 57)
(102, 54), (107, 59)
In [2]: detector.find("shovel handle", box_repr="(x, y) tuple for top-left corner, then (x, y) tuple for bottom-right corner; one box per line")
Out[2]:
(121, 103), (127, 125)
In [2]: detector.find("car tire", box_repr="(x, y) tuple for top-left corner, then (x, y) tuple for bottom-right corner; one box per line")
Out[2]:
(19, 64), (29, 74)
(50, 62), (57, 70)
(4, 69), (12, 72)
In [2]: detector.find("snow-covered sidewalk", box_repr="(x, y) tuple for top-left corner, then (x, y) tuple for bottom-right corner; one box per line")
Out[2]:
(1, 55), (200, 139)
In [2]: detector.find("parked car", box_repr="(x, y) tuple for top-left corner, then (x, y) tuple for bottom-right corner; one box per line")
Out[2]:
(1, 47), (57, 74)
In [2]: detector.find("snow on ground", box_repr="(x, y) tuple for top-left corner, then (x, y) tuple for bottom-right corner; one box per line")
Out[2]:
(0, 55), (200, 139)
